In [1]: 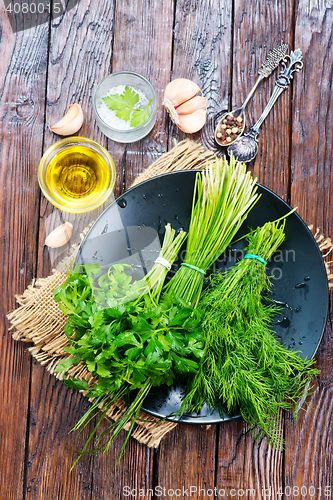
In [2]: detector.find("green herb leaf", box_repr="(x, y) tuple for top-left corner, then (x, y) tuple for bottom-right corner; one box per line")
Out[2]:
(86, 359), (96, 372)
(130, 104), (151, 128)
(96, 363), (111, 378)
(63, 377), (90, 391)
(102, 87), (152, 127)
(55, 355), (81, 374)
(123, 86), (139, 107)
(116, 107), (132, 122)
(102, 94), (128, 112)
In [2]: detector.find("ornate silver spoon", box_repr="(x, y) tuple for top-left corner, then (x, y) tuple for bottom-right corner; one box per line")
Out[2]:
(227, 49), (303, 162)
(215, 43), (289, 146)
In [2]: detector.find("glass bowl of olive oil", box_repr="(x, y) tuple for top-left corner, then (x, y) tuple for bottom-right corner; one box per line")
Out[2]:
(38, 137), (116, 213)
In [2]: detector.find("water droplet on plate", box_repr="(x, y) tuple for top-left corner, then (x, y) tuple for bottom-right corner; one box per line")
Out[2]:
(275, 316), (291, 328)
(295, 282), (306, 289)
(271, 299), (292, 310)
(304, 276), (311, 281)
(101, 224), (108, 234)
(158, 193), (163, 198)
(117, 198), (127, 208)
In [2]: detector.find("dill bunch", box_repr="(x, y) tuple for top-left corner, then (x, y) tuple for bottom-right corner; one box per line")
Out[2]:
(181, 220), (319, 447)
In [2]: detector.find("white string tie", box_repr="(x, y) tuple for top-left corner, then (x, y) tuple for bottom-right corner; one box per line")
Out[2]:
(155, 257), (172, 271)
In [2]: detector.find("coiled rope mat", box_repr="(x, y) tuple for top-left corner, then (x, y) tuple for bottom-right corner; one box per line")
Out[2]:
(7, 139), (333, 449)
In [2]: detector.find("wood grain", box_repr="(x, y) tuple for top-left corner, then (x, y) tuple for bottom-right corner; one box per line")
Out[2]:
(285, 0), (333, 492)
(284, 381), (333, 495)
(0, 6), (50, 499)
(155, 424), (217, 495)
(169, 0), (233, 155)
(37, 0), (117, 279)
(90, 421), (154, 499)
(25, 2), (134, 498)
(25, 362), (94, 499)
(217, 417), (283, 500)
(231, 0), (294, 200)
(290, 1), (333, 230)
(111, 0), (175, 191)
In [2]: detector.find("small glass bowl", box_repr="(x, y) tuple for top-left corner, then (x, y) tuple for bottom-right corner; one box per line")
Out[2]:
(38, 137), (116, 213)
(92, 71), (157, 143)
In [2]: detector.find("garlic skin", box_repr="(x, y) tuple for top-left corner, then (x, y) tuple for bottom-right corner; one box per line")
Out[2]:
(50, 104), (83, 136)
(163, 78), (207, 134)
(45, 222), (73, 248)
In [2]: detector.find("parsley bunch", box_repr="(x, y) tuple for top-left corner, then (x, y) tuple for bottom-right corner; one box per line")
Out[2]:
(54, 224), (206, 466)
(55, 264), (204, 394)
(102, 86), (152, 128)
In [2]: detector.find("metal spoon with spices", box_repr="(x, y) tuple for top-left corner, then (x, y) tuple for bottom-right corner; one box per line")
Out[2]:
(215, 43), (289, 147)
(227, 49), (303, 163)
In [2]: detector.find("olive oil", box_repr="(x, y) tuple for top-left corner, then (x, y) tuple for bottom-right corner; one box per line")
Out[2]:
(45, 145), (111, 211)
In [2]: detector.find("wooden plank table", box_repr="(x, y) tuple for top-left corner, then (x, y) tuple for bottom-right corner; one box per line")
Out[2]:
(0, 1), (332, 498)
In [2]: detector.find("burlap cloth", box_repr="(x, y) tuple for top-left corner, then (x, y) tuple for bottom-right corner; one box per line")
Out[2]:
(7, 139), (333, 448)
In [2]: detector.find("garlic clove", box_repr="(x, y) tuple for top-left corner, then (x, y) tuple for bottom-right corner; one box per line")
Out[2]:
(177, 108), (207, 134)
(50, 104), (83, 136)
(163, 78), (201, 108)
(45, 222), (73, 248)
(175, 96), (207, 116)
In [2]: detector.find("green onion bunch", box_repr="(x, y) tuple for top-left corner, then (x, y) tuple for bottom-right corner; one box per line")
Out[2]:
(166, 155), (258, 306)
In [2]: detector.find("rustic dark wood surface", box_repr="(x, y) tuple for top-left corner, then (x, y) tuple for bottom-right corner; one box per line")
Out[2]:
(0, 0), (332, 499)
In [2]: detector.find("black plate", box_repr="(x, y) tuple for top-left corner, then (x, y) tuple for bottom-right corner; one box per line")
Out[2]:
(76, 171), (329, 424)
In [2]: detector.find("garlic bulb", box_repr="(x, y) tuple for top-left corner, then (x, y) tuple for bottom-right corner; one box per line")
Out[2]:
(163, 78), (207, 133)
(45, 222), (73, 248)
(50, 104), (83, 136)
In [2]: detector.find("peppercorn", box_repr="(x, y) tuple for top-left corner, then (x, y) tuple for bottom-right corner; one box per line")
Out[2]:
(216, 113), (244, 146)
